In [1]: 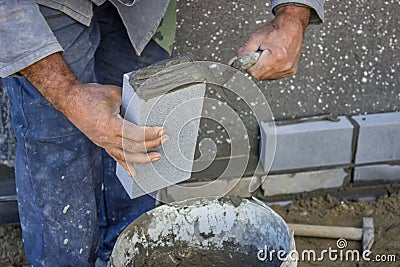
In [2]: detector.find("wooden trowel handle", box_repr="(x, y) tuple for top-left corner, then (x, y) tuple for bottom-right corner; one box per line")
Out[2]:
(287, 223), (363, 241)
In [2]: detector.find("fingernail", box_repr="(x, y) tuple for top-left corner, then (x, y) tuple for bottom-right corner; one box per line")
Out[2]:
(151, 156), (161, 162)
(158, 129), (165, 137)
(228, 56), (238, 66)
(161, 134), (169, 143)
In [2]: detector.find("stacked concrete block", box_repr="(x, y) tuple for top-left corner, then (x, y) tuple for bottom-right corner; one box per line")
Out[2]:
(352, 112), (400, 164)
(260, 116), (354, 172)
(354, 164), (400, 185)
(258, 112), (400, 197)
(116, 63), (206, 199)
(261, 168), (348, 197)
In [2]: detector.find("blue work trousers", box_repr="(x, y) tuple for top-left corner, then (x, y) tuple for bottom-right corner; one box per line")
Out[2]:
(4, 3), (169, 266)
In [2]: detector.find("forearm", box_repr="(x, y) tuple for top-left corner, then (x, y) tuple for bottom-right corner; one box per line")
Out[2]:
(274, 5), (310, 34)
(19, 52), (165, 175)
(19, 53), (80, 116)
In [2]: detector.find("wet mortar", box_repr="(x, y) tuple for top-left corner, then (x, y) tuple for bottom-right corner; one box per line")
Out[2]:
(129, 241), (279, 267)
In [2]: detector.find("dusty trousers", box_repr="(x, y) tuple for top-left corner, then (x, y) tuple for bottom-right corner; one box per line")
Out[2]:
(3, 3), (170, 266)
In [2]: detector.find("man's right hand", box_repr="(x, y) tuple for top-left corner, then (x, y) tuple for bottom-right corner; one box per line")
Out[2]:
(229, 5), (310, 80)
(20, 53), (168, 177)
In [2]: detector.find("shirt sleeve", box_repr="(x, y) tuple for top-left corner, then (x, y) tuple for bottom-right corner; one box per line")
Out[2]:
(0, 1), (63, 78)
(270, 0), (325, 24)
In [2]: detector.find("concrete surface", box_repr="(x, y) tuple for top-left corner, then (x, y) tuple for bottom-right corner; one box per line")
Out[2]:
(117, 72), (206, 198)
(354, 164), (400, 184)
(157, 176), (253, 203)
(353, 112), (400, 164)
(175, 0), (400, 119)
(261, 168), (348, 196)
(260, 116), (353, 172)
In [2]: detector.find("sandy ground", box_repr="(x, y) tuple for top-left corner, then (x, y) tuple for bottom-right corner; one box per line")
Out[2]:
(1, 193), (399, 267)
(271, 193), (400, 267)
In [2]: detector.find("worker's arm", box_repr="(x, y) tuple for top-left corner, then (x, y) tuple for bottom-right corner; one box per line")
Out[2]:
(19, 53), (167, 177)
(0, 2), (166, 176)
(234, 1), (325, 80)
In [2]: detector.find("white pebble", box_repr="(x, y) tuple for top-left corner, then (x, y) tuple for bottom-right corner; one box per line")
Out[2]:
(63, 205), (71, 214)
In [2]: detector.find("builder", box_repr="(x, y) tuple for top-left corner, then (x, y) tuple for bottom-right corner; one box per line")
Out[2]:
(0, 0), (323, 266)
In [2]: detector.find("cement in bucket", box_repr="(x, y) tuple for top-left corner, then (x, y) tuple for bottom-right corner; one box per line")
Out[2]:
(111, 197), (296, 267)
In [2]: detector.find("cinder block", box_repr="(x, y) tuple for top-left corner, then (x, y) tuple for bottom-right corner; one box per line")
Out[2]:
(117, 66), (206, 199)
(261, 168), (347, 196)
(260, 116), (354, 172)
(354, 164), (400, 183)
(157, 177), (254, 203)
(353, 112), (400, 164)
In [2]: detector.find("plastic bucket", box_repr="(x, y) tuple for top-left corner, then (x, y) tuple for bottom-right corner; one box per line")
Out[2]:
(111, 197), (296, 267)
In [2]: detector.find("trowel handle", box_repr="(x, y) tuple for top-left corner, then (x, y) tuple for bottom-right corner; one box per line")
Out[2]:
(231, 51), (262, 71)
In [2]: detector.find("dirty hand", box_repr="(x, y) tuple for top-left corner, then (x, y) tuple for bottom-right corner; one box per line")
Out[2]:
(63, 83), (168, 177)
(20, 53), (168, 177)
(231, 5), (310, 80)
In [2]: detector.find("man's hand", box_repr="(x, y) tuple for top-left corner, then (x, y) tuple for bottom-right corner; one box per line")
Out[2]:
(231, 5), (310, 80)
(20, 53), (167, 177)
(61, 83), (168, 177)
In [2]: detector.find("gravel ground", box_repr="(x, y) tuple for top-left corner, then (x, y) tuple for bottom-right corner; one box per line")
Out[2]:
(0, 224), (27, 267)
(271, 193), (400, 267)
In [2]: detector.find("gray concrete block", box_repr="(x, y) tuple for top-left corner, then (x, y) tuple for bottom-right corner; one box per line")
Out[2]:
(157, 177), (254, 203)
(354, 164), (400, 183)
(261, 169), (347, 196)
(353, 112), (400, 164)
(260, 116), (354, 172)
(117, 71), (206, 199)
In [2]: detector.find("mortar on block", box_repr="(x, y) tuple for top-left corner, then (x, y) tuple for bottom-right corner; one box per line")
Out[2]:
(111, 197), (296, 267)
(116, 57), (206, 199)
